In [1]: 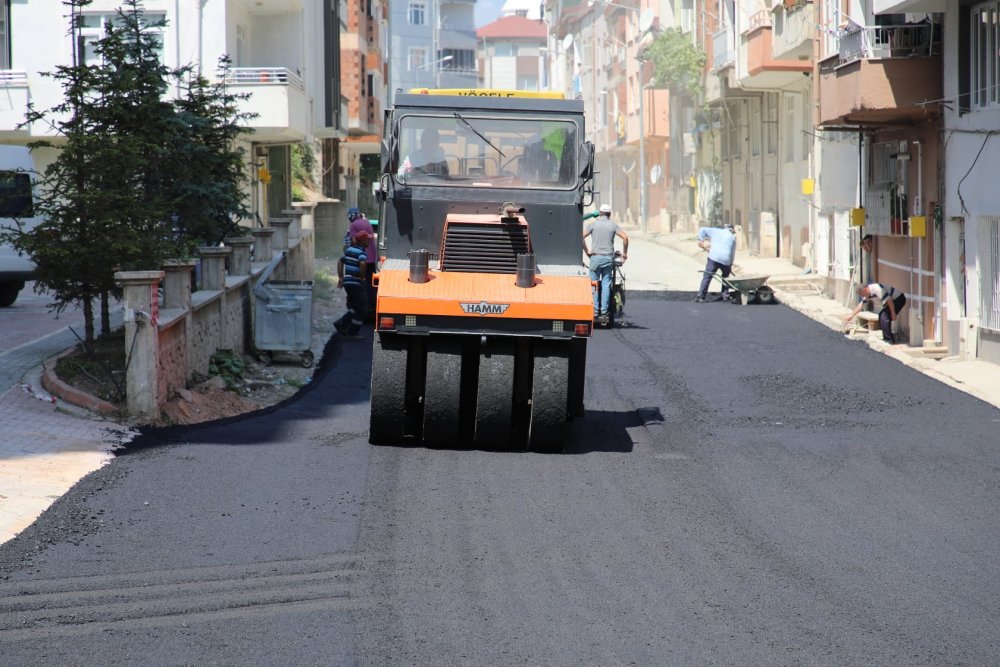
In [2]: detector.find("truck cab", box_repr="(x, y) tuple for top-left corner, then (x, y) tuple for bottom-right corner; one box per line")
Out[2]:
(0, 146), (41, 307)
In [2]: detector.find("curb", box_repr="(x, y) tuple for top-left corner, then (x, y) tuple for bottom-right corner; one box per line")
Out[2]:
(41, 345), (118, 415)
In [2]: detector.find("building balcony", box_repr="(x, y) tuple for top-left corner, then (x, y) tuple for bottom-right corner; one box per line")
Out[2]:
(0, 72), (31, 140)
(818, 52), (942, 126)
(836, 23), (938, 67)
(234, 0), (303, 14)
(739, 13), (811, 89)
(224, 67), (308, 143)
(771, 1), (813, 61)
(712, 27), (735, 71)
(872, 0), (946, 14)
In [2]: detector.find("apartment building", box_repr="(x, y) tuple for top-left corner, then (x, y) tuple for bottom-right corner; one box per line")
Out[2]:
(931, 0), (1000, 363)
(0, 0), (349, 225)
(549, 0), (671, 230)
(477, 15), (548, 90)
(338, 1), (388, 210)
(389, 0), (478, 96)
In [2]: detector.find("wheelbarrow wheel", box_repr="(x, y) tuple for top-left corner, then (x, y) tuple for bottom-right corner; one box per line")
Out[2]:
(755, 286), (775, 304)
(301, 350), (315, 368)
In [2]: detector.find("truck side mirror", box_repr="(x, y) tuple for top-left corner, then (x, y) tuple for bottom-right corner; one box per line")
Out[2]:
(580, 142), (595, 181)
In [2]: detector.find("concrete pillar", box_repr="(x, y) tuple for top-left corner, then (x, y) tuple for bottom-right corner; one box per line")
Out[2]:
(251, 228), (275, 263)
(269, 218), (292, 252)
(291, 201), (316, 232)
(198, 246), (232, 291)
(161, 259), (196, 310)
(115, 270), (164, 421)
(281, 209), (305, 241)
(225, 236), (254, 276)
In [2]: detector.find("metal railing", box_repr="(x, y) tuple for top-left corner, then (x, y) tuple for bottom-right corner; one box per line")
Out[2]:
(0, 70), (28, 86)
(712, 26), (735, 70)
(222, 67), (305, 92)
(838, 24), (935, 66)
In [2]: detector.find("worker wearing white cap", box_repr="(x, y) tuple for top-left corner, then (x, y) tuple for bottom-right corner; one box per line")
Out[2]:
(582, 203), (629, 326)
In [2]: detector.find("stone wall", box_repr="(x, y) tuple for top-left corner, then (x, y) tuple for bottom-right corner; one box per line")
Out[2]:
(115, 230), (313, 420)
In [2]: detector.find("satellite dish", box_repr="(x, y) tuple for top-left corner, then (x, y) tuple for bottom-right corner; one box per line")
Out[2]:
(638, 9), (655, 34)
(562, 33), (574, 50)
(650, 164), (662, 184)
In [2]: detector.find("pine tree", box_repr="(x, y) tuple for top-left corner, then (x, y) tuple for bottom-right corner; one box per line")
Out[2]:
(1, 0), (254, 346)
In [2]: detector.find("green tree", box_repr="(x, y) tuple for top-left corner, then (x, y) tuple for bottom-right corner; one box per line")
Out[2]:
(643, 28), (707, 99)
(1, 1), (254, 346)
(169, 57), (256, 252)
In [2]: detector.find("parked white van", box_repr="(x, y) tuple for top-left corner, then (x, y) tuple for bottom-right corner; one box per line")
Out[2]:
(0, 146), (40, 307)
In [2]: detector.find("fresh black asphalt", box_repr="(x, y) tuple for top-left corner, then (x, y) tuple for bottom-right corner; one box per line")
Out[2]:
(2, 291), (999, 665)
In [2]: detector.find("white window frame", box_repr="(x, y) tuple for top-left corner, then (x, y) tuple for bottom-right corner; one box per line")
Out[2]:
(979, 215), (1000, 331)
(0, 1), (9, 70)
(407, 46), (428, 71)
(970, 1), (1000, 110)
(408, 1), (427, 26)
(77, 11), (166, 66)
(784, 96), (796, 162)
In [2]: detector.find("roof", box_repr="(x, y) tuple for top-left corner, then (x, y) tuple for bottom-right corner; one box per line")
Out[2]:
(477, 15), (547, 40)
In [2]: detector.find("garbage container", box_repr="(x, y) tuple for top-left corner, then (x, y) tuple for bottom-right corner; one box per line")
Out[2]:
(253, 253), (314, 367)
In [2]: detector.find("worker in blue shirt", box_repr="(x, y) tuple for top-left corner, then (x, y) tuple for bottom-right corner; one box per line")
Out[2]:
(695, 224), (737, 303)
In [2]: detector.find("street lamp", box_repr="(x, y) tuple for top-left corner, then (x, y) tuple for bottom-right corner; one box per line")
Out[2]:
(416, 54), (453, 88)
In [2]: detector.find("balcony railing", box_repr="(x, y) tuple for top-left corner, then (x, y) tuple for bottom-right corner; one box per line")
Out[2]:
(0, 70), (28, 86)
(222, 67), (305, 92)
(713, 27), (735, 70)
(838, 24), (936, 67)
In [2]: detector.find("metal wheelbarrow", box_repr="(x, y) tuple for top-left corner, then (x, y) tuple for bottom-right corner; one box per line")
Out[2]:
(702, 271), (775, 305)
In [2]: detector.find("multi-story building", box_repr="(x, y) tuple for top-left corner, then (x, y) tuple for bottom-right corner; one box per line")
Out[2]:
(549, 0), (670, 230)
(912, 0), (998, 363)
(818, 1), (943, 347)
(338, 0), (388, 211)
(388, 0), (478, 96)
(0, 0), (349, 225)
(477, 15), (548, 90)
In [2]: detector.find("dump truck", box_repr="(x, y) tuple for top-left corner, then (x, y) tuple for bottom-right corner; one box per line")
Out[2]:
(368, 89), (596, 452)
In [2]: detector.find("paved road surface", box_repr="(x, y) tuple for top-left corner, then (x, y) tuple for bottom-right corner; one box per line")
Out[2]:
(2, 244), (998, 665)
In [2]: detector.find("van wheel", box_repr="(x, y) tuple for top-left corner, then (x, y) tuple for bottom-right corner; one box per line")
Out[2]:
(0, 281), (22, 308)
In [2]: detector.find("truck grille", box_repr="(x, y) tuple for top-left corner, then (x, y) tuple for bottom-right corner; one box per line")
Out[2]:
(440, 222), (531, 274)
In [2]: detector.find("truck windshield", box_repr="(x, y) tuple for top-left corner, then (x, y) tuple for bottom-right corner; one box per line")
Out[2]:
(396, 114), (578, 190)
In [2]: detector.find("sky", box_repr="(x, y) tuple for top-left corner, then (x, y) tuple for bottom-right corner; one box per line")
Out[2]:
(475, 0), (506, 28)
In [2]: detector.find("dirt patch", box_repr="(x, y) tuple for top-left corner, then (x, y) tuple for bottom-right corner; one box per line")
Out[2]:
(53, 258), (344, 427)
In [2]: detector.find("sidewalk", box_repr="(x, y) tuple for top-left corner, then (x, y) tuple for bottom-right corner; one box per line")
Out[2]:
(0, 351), (134, 545)
(642, 228), (1000, 412)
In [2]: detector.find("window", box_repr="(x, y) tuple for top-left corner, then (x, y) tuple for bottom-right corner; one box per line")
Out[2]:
(408, 2), (427, 26)
(495, 43), (518, 58)
(764, 94), (778, 154)
(970, 1), (1000, 109)
(722, 103), (740, 159)
(980, 215), (1000, 331)
(396, 114), (578, 190)
(235, 24), (246, 67)
(784, 96), (796, 162)
(801, 92), (810, 160)
(0, 171), (32, 217)
(77, 11), (166, 66)
(0, 1), (9, 70)
(439, 49), (475, 71)
(408, 47), (428, 71)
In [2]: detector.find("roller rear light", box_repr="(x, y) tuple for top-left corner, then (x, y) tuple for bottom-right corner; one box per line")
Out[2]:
(379, 316), (396, 330)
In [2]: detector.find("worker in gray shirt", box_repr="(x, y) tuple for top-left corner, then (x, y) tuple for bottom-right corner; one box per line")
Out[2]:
(582, 204), (629, 326)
